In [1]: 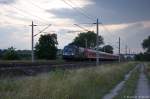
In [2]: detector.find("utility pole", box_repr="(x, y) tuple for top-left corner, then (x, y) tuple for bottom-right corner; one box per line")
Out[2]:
(30, 21), (37, 62)
(125, 45), (128, 61)
(118, 37), (121, 62)
(96, 18), (99, 66)
(125, 45), (128, 55)
(129, 48), (130, 55)
(29, 21), (51, 62)
(85, 38), (87, 48)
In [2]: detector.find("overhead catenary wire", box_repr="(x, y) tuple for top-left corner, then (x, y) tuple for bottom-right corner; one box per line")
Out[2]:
(70, 2), (123, 47)
(34, 24), (51, 37)
(74, 24), (90, 32)
(5, 3), (119, 48)
(25, 0), (45, 10)
(0, 22), (28, 27)
(24, 0), (54, 18)
(6, 1), (120, 41)
(61, 0), (95, 22)
(66, 0), (96, 19)
(6, 4), (49, 23)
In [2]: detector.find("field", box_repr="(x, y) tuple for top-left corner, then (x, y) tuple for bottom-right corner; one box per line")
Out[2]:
(0, 62), (137, 99)
(145, 62), (150, 82)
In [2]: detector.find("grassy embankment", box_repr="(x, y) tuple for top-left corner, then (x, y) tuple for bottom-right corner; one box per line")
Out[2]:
(113, 65), (140, 99)
(0, 59), (65, 64)
(0, 62), (136, 99)
(145, 62), (150, 83)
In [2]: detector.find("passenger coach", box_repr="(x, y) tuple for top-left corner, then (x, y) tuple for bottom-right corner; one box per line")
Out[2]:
(62, 45), (119, 61)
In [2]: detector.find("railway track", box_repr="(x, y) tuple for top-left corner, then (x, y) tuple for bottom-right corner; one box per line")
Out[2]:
(0, 61), (118, 76)
(0, 62), (97, 76)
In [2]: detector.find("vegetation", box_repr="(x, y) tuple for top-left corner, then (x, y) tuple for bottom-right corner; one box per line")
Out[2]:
(70, 31), (114, 53)
(35, 34), (58, 60)
(114, 66), (140, 99)
(135, 36), (150, 61)
(145, 62), (150, 82)
(142, 36), (150, 53)
(101, 45), (113, 54)
(0, 62), (136, 99)
(2, 47), (20, 60)
(71, 31), (104, 48)
(135, 53), (150, 61)
(17, 50), (31, 60)
(0, 48), (31, 60)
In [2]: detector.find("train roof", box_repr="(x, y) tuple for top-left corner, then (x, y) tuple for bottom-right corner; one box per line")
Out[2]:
(84, 48), (118, 56)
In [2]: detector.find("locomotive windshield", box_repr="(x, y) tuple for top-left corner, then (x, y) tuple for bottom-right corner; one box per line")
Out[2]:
(63, 45), (76, 56)
(64, 47), (74, 52)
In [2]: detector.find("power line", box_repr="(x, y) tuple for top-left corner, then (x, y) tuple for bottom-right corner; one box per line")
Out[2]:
(67, 30), (85, 33)
(101, 23), (127, 45)
(24, 0), (53, 18)
(100, 23), (117, 38)
(100, 24), (125, 45)
(34, 24), (51, 37)
(62, 0), (111, 35)
(7, 4), (49, 23)
(62, 0), (113, 37)
(61, 0), (95, 22)
(75, 23), (118, 49)
(74, 24), (89, 32)
(25, 0), (45, 10)
(0, 22), (28, 27)
(66, 0), (96, 19)
(30, 21), (37, 62)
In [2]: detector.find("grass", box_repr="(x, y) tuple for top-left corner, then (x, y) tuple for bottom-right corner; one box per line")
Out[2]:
(113, 65), (140, 99)
(0, 62), (137, 99)
(145, 62), (150, 83)
(0, 59), (65, 64)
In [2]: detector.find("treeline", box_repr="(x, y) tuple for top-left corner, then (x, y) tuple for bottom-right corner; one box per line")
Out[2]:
(0, 47), (31, 60)
(135, 35), (150, 61)
(135, 52), (150, 61)
(0, 31), (114, 60)
(0, 34), (58, 60)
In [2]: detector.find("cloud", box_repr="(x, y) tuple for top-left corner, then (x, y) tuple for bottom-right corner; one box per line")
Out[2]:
(101, 23), (129, 32)
(0, 26), (30, 49)
(0, 0), (15, 4)
(141, 21), (150, 29)
(0, 0), (150, 54)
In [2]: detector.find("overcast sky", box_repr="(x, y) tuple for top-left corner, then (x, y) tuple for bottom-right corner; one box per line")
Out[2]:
(0, 0), (150, 54)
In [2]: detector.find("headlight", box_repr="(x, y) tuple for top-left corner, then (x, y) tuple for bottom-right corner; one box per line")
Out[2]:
(63, 52), (74, 55)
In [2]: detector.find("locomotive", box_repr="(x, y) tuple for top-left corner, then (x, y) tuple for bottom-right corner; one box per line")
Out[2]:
(62, 45), (119, 61)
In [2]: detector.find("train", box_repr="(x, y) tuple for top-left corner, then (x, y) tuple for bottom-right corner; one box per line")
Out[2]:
(62, 45), (119, 61)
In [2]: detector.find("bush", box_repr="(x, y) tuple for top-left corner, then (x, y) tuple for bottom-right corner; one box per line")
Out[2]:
(2, 47), (20, 60)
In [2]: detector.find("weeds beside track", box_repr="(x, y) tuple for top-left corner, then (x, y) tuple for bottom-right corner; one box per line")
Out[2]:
(0, 62), (137, 99)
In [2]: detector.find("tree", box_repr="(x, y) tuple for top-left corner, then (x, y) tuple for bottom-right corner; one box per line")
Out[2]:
(135, 52), (150, 61)
(102, 45), (113, 54)
(0, 49), (2, 59)
(142, 36), (150, 53)
(2, 47), (20, 60)
(35, 34), (58, 59)
(135, 36), (150, 61)
(71, 31), (104, 48)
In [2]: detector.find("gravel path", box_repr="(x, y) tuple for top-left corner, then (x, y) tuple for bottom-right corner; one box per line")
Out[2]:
(102, 64), (139, 99)
(135, 64), (150, 98)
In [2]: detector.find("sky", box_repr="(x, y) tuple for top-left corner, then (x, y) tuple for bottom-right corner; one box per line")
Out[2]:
(0, 0), (150, 54)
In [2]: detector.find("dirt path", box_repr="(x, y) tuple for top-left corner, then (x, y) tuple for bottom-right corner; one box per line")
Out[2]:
(102, 64), (139, 99)
(135, 64), (150, 98)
